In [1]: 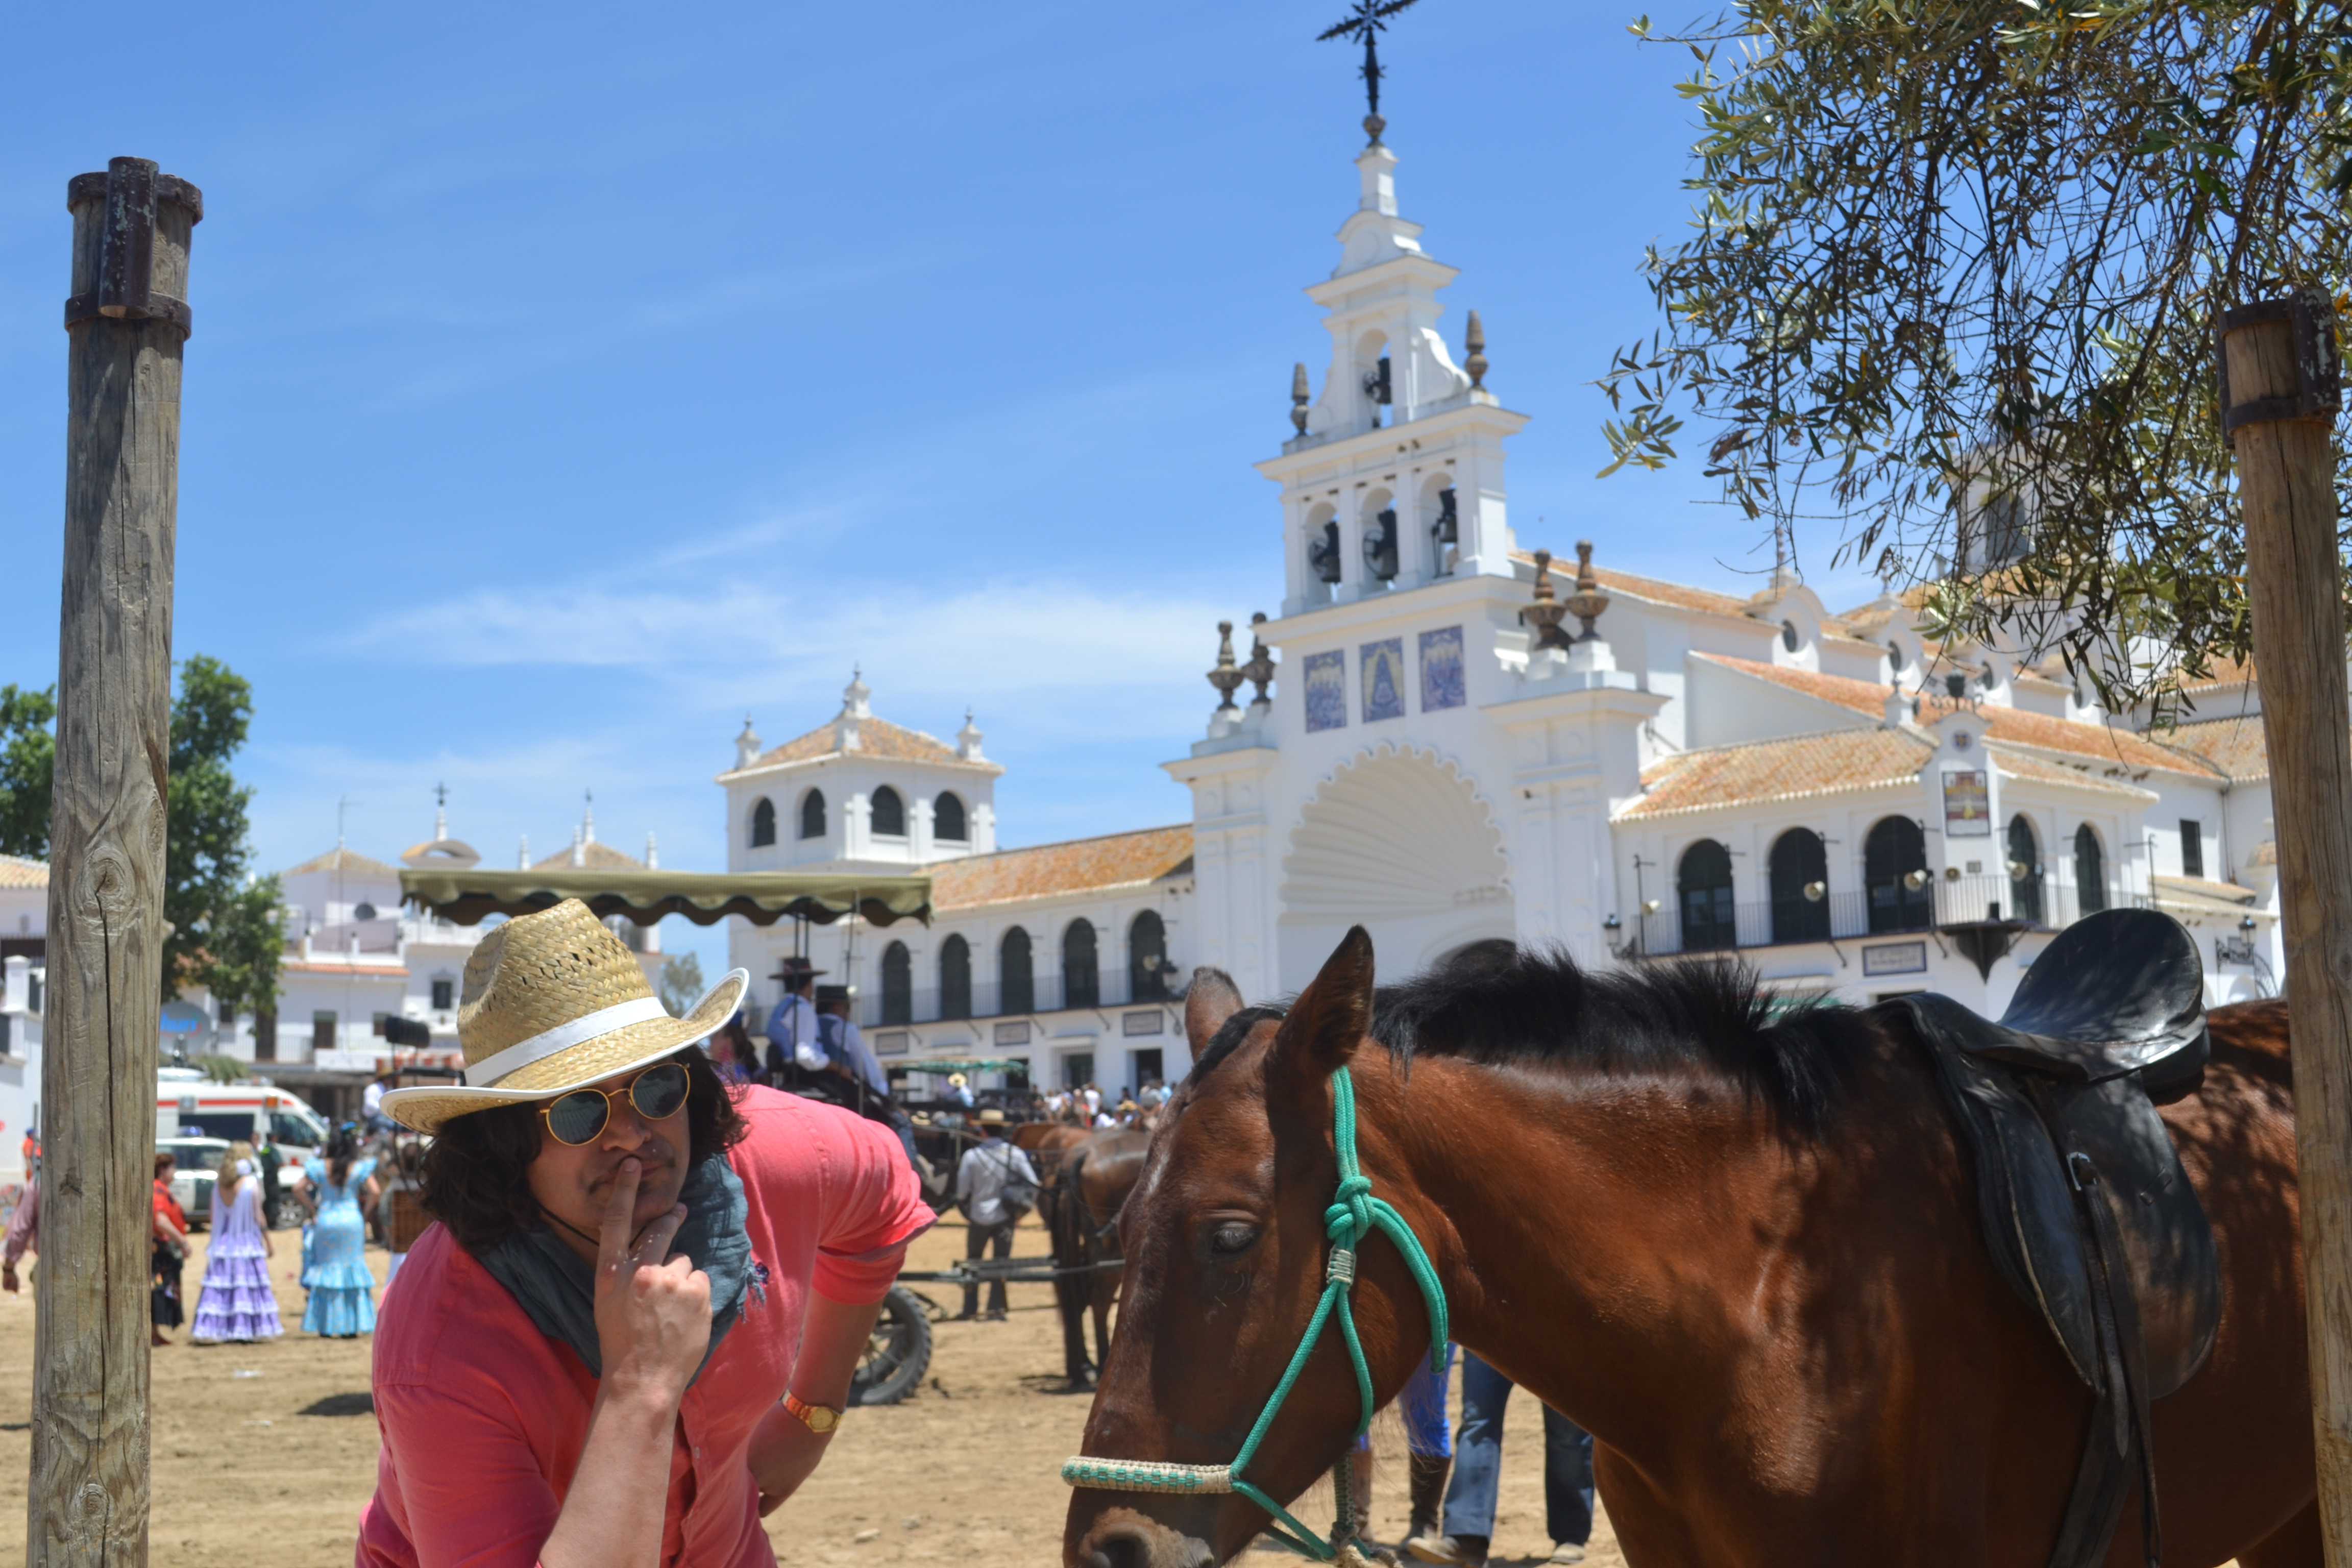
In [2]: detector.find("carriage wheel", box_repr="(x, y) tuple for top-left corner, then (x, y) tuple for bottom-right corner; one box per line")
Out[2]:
(848, 1285), (933, 1407)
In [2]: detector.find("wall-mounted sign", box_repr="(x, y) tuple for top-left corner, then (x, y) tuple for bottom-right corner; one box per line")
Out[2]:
(1862, 942), (1929, 977)
(872, 1031), (910, 1057)
(993, 1020), (1032, 1046)
(1122, 1011), (1164, 1037)
(1943, 769), (1992, 836)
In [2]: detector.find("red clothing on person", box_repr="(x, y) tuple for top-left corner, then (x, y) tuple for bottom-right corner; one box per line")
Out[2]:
(153, 1179), (186, 1237)
(356, 1087), (932, 1568)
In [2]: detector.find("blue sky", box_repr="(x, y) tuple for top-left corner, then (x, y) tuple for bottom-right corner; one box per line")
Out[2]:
(0, 2), (1883, 979)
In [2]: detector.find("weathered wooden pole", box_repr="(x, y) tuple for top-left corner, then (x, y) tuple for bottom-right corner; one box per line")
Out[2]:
(2221, 288), (2352, 1562)
(31, 157), (200, 1568)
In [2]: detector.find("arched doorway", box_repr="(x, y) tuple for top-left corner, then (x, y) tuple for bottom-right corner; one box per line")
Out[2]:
(1865, 818), (1931, 933)
(1678, 841), (1736, 951)
(1768, 829), (1829, 943)
(1279, 746), (1511, 990)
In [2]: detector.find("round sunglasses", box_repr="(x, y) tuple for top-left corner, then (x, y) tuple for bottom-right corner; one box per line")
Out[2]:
(539, 1062), (691, 1146)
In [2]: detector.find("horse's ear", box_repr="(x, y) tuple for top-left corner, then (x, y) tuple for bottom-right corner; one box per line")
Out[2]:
(1183, 967), (1244, 1057)
(1270, 927), (1375, 1084)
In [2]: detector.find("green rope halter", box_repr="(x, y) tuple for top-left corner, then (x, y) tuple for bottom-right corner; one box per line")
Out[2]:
(1061, 1064), (1450, 1561)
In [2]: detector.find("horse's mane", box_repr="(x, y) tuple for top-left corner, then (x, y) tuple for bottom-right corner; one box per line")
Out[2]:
(1369, 940), (1870, 1131)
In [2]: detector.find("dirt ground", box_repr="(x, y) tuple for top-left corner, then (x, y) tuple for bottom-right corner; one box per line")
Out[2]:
(0, 1214), (1613, 1567)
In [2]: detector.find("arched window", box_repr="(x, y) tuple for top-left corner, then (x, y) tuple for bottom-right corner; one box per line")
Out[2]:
(750, 797), (777, 848)
(2008, 815), (2045, 925)
(939, 934), (972, 1020)
(1768, 829), (1829, 944)
(1062, 920), (1100, 1009)
(1129, 910), (1169, 1001)
(796, 790), (824, 841)
(1000, 927), (1034, 1015)
(2075, 824), (2108, 916)
(870, 786), (906, 838)
(1865, 817), (1932, 933)
(935, 791), (968, 843)
(1677, 841), (1736, 952)
(880, 941), (912, 1025)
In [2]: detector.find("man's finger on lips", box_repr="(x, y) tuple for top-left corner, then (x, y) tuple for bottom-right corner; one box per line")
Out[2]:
(598, 1159), (645, 1267)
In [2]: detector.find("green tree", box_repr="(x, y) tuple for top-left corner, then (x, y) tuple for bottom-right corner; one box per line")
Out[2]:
(163, 656), (262, 1001)
(0, 684), (56, 860)
(1596, 1), (2352, 705)
(202, 873), (286, 1030)
(657, 952), (706, 1017)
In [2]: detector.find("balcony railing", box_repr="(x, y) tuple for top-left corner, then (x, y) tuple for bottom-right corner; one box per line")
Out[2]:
(860, 971), (1181, 1030)
(1629, 875), (2128, 959)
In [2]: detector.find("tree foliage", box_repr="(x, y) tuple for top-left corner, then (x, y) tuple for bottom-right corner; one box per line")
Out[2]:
(1598, 0), (2352, 706)
(163, 655), (280, 1011)
(657, 952), (706, 1018)
(0, 685), (56, 861)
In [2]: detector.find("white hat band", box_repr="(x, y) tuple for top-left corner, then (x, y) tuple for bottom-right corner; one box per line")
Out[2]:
(463, 996), (671, 1088)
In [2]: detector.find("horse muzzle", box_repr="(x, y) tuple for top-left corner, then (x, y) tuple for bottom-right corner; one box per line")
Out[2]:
(1068, 1507), (1217, 1568)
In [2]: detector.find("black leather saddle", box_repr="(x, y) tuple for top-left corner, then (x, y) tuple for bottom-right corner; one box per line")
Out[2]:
(1875, 908), (2221, 1568)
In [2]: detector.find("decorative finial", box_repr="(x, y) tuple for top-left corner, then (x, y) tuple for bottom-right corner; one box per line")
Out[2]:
(1464, 310), (1487, 390)
(1207, 621), (1245, 715)
(646, 832), (659, 870)
(957, 708), (987, 762)
(582, 788), (595, 844)
(433, 780), (448, 841)
(1564, 541), (1611, 643)
(1242, 613), (1278, 705)
(1317, 0), (1420, 145)
(734, 714), (763, 770)
(1521, 550), (1575, 652)
(1291, 362), (1311, 436)
(518, 834), (529, 870)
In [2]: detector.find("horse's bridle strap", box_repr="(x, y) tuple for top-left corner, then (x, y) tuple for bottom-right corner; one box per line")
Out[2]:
(1061, 1063), (1451, 1563)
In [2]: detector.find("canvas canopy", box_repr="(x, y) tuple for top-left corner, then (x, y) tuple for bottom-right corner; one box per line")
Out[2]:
(399, 869), (930, 929)
(899, 1059), (1027, 1074)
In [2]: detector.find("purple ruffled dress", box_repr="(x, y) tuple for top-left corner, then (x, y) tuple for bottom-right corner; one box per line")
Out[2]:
(191, 1179), (281, 1342)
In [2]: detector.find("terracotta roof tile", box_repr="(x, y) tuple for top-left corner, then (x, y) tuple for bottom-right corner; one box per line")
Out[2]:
(2155, 714), (2268, 782)
(1589, 566), (1755, 620)
(928, 826), (1193, 910)
(1922, 696), (2221, 780)
(285, 847), (400, 877)
(1988, 747), (2155, 800)
(531, 841), (647, 872)
(1621, 729), (1932, 820)
(755, 716), (967, 769)
(2178, 655), (2258, 693)
(2150, 875), (2261, 917)
(1701, 656), (2222, 780)
(1697, 654), (1889, 719)
(0, 855), (45, 890)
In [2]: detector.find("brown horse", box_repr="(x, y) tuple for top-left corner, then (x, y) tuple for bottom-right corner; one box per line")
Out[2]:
(1048, 1128), (1150, 1387)
(1064, 930), (2312, 1568)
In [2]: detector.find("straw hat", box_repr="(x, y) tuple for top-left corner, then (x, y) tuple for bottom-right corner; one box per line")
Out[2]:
(380, 899), (746, 1136)
(978, 1109), (1006, 1125)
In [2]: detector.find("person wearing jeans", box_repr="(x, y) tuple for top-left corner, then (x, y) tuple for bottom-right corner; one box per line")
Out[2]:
(1407, 1349), (1595, 1566)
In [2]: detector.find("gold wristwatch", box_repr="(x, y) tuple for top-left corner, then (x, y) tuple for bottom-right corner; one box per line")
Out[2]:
(782, 1391), (843, 1434)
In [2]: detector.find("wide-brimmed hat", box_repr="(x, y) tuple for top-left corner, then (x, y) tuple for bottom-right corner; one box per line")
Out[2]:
(771, 956), (824, 983)
(381, 899), (746, 1136)
(978, 1108), (1006, 1125)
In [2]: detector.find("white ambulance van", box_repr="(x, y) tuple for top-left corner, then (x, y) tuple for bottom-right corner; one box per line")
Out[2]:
(155, 1072), (331, 1167)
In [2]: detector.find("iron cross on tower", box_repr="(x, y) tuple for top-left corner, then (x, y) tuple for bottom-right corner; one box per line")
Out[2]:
(1317, 0), (1422, 145)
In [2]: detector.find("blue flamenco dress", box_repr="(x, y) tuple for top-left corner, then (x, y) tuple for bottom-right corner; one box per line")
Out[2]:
(301, 1156), (378, 1337)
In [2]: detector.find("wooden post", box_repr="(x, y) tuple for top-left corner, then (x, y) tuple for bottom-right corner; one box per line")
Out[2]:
(30, 157), (200, 1568)
(2223, 289), (2352, 1563)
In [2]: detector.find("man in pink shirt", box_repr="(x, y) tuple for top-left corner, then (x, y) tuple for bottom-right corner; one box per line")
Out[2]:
(362, 899), (933, 1568)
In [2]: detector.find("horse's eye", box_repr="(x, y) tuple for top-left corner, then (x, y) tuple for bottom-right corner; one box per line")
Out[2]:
(1208, 1223), (1260, 1257)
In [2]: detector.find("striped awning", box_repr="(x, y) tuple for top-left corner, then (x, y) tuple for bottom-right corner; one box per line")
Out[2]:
(399, 869), (930, 928)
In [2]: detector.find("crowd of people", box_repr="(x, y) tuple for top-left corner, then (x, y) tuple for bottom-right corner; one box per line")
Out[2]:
(3, 1122), (410, 1352)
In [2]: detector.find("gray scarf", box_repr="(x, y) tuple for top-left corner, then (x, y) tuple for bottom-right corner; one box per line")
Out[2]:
(478, 1153), (751, 1384)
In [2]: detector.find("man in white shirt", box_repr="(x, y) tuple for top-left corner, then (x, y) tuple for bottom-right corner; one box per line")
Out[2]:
(953, 1110), (1038, 1322)
(764, 958), (826, 1085)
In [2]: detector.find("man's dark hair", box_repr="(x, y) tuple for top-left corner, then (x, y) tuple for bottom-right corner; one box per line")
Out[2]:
(421, 1050), (749, 1256)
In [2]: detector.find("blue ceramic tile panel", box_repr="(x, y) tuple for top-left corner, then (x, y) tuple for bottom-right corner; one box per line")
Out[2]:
(1304, 650), (1346, 732)
(1420, 626), (1465, 712)
(1361, 638), (1406, 722)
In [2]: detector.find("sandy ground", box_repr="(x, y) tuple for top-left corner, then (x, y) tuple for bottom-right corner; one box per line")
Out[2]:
(0, 1216), (1613, 1567)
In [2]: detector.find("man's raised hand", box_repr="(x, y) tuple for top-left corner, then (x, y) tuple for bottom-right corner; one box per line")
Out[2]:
(591, 1156), (711, 1405)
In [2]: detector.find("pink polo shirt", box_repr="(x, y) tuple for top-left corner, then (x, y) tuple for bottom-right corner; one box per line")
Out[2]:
(356, 1088), (933, 1568)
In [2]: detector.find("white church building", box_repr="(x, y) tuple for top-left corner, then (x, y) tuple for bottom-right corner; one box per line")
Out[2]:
(721, 125), (2286, 1095)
